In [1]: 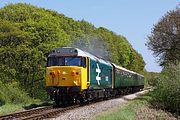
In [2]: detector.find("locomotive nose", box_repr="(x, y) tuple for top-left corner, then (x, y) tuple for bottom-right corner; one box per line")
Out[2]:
(46, 66), (81, 87)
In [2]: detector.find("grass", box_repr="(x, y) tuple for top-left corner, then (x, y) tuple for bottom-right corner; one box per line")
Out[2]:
(95, 95), (150, 120)
(95, 105), (136, 120)
(95, 93), (177, 120)
(0, 80), (52, 116)
(0, 103), (25, 115)
(0, 100), (52, 115)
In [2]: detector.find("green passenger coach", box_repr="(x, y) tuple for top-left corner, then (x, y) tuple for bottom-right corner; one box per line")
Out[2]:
(113, 64), (144, 92)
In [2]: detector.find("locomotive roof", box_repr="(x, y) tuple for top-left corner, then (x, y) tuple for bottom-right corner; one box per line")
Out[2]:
(49, 47), (112, 66)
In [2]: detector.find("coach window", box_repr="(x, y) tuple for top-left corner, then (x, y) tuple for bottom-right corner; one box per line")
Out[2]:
(127, 73), (129, 78)
(121, 71), (124, 76)
(121, 71), (124, 79)
(121, 71), (123, 75)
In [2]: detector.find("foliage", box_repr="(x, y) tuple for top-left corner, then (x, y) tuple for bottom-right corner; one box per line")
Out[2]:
(147, 8), (180, 66)
(144, 72), (159, 86)
(0, 3), (145, 100)
(0, 80), (35, 105)
(150, 63), (180, 116)
(146, 7), (180, 116)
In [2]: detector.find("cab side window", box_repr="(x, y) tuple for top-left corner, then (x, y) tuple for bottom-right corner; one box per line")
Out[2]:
(82, 57), (86, 68)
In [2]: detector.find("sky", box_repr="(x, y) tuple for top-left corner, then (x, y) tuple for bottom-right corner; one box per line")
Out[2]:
(0, 0), (179, 72)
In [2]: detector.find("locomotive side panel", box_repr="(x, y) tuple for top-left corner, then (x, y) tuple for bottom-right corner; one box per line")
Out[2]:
(89, 59), (113, 89)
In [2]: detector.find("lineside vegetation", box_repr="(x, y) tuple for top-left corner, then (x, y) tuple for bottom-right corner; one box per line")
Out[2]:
(147, 8), (180, 116)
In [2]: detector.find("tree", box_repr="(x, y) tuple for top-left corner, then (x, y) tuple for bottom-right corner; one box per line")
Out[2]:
(147, 8), (180, 66)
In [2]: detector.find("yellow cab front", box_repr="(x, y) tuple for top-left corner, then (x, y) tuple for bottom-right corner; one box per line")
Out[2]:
(46, 56), (89, 94)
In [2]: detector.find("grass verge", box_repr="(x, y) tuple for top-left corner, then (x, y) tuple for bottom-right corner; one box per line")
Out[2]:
(0, 103), (26, 115)
(0, 100), (52, 115)
(0, 81), (52, 116)
(95, 93), (178, 120)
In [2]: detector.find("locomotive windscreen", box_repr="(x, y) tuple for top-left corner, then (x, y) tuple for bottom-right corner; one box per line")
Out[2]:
(47, 57), (82, 67)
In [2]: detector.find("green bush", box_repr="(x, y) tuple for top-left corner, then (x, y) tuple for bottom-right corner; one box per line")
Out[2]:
(0, 93), (5, 106)
(0, 80), (36, 105)
(150, 63), (180, 116)
(144, 72), (159, 87)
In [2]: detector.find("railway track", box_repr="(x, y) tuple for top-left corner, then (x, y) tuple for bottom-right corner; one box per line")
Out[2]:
(0, 89), (150, 120)
(0, 105), (79, 120)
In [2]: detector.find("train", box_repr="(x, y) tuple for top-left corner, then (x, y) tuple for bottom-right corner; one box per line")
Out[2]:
(45, 47), (144, 106)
